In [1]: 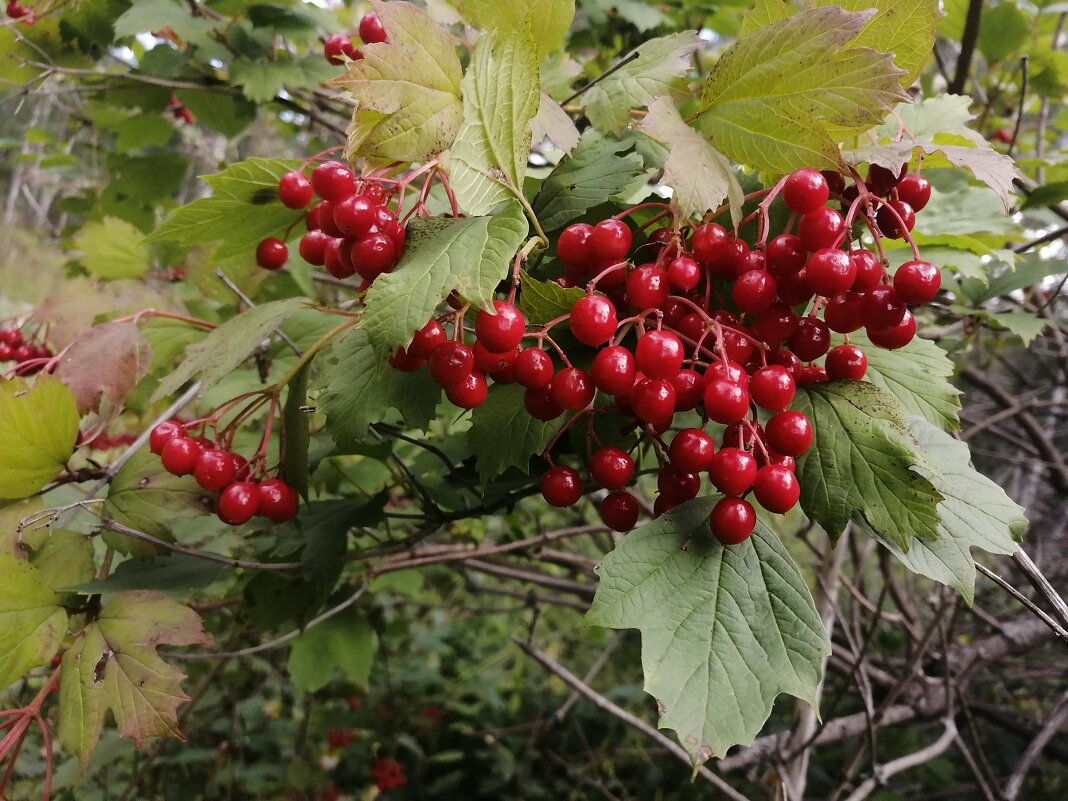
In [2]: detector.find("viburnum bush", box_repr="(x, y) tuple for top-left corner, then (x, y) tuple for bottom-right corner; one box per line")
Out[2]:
(0, 0), (1051, 797)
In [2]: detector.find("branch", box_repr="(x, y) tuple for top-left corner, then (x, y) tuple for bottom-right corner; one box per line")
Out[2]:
(841, 719), (958, 801)
(974, 562), (1068, 644)
(1011, 548), (1068, 633)
(948, 0), (983, 95)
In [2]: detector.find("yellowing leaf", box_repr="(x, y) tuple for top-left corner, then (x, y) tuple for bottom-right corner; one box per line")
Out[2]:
(531, 92), (580, 154)
(0, 554), (67, 690)
(699, 7), (909, 173)
(450, 0), (574, 57)
(336, 0), (463, 163)
(58, 591), (211, 769)
(0, 377), (80, 500)
(73, 217), (151, 280)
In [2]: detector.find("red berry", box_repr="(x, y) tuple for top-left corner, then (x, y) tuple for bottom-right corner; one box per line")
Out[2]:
(409, 320), (447, 359)
(825, 344), (868, 380)
(753, 465), (800, 514)
(667, 256), (701, 293)
(635, 330), (684, 379)
(445, 371), (488, 409)
(514, 348), (554, 389)
(704, 360), (748, 390)
(352, 233), (397, 280)
(692, 223), (729, 268)
(732, 270), (777, 314)
(658, 464), (701, 503)
(787, 318), (831, 362)
(824, 291), (864, 333)
(475, 301), (525, 353)
(822, 170), (847, 196)
(558, 223), (595, 271)
(195, 449), (237, 491)
(524, 387), (564, 420)
(311, 161), (356, 203)
(783, 168), (830, 215)
(161, 437), (201, 476)
(670, 368), (704, 411)
(590, 219), (632, 262)
(256, 238), (288, 270)
(540, 466), (583, 507)
(591, 346), (636, 395)
(710, 498), (756, 545)
(590, 447), (634, 489)
(876, 200), (915, 239)
(702, 379), (749, 424)
(708, 447), (757, 496)
(804, 249), (856, 297)
(299, 231), (330, 266)
(867, 163), (906, 196)
(626, 264), (669, 310)
(218, 481), (260, 525)
(259, 479), (299, 523)
(323, 34), (359, 65)
(389, 346), (424, 372)
(765, 411), (813, 457)
(896, 174), (931, 211)
(279, 171), (314, 209)
(749, 365), (795, 412)
(861, 286), (906, 332)
(149, 421), (184, 455)
(669, 428), (716, 472)
(333, 194), (377, 237)
(766, 234), (806, 275)
(600, 492), (639, 532)
(776, 271), (815, 305)
(797, 364), (828, 385)
(798, 207), (845, 252)
(753, 303), (800, 345)
(893, 260), (940, 304)
(867, 309), (916, 349)
(323, 238), (354, 279)
(631, 378), (676, 422)
(570, 295), (617, 346)
(849, 248), (884, 292)
(358, 12), (387, 43)
(428, 341), (474, 386)
(549, 367), (595, 411)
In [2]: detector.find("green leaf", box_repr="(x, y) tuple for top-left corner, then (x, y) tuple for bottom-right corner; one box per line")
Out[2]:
(584, 32), (701, 133)
(114, 113), (174, 154)
(982, 311), (1050, 345)
(870, 419), (1024, 604)
(791, 381), (943, 549)
(113, 0), (215, 42)
(147, 158), (303, 259)
(74, 217), (151, 280)
(531, 131), (646, 231)
(586, 498), (829, 762)
(336, 0), (463, 164)
(452, 0), (574, 57)
(0, 554), (67, 690)
(518, 270), (585, 324)
(58, 592), (210, 769)
(152, 298), (309, 401)
(319, 330), (441, 444)
(468, 384), (563, 484)
(0, 377), (80, 501)
(848, 330), (961, 431)
(978, 2), (1031, 64)
(176, 90), (257, 137)
(283, 364), (311, 502)
(30, 530), (95, 592)
(288, 606), (377, 693)
(699, 7), (908, 173)
(361, 202), (527, 352)
(442, 26), (540, 215)
(62, 554), (222, 595)
(1021, 181), (1068, 209)
(637, 97), (745, 228)
(230, 56), (337, 103)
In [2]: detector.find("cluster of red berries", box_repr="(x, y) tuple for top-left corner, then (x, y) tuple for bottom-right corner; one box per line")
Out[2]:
(323, 12), (386, 65)
(369, 757), (407, 791)
(5, 0), (34, 24)
(149, 421), (299, 525)
(167, 94), (195, 126)
(0, 328), (52, 374)
(256, 162), (406, 285)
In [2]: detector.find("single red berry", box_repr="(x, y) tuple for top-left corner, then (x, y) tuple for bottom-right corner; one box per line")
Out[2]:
(895, 174), (931, 211)
(570, 295), (617, 346)
(590, 218), (632, 262)
(704, 360), (749, 389)
(256, 238), (288, 270)
(635, 330), (684, 379)
(692, 223), (730, 268)
(776, 271), (815, 305)
(475, 301), (526, 353)
(894, 260), (941, 304)
(753, 304), (800, 345)
(445, 371), (488, 409)
(849, 248), (884, 292)
(194, 449), (237, 491)
(749, 365), (795, 412)
(525, 387), (564, 420)
(877, 200), (915, 239)
(557, 223), (595, 271)
(514, 348), (554, 389)
(753, 465), (800, 514)
(658, 464), (701, 503)
(323, 34), (359, 65)
(218, 481), (260, 525)
(675, 312), (706, 344)
(711, 237), (750, 279)
(669, 428), (716, 473)
(710, 497), (756, 545)
(323, 237), (353, 279)
(590, 447), (635, 489)
(258, 479), (300, 523)
(389, 346), (424, 372)
(797, 364), (828, 385)
(591, 346), (636, 395)
(279, 171), (314, 209)
(600, 491), (639, 532)
(631, 378), (676, 422)
(549, 367), (595, 411)
(409, 320), (447, 359)
(299, 231), (330, 266)
(358, 12), (387, 43)
(768, 348), (802, 376)
(732, 269), (777, 314)
(333, 194), (377, 237)
(311, 160), (356, 202)
(788, 317), (831, 362)
(824, 291), (864, 333)
(702, 379), (749, 424)
(765, 411), (813, 457)
(867, 163), (906, 196)
(352, 233), (397, 280)
(825, 344), (868, 380)
(667, 256), (701, 293)
(783, 168), (830, 215)
(626, 264), (669, 310)
(160, 437), (201, 476)
(798, 207), (845, 252)
(708, 447), (757, 496)
(804, 249), (856, 297)
(867, 309), (916, 349)
(652, 494), (677, 517)
(861, 286), (906, 332)
(428, 341), (474, 386)
(149, 421), (184, 455)
(822, 170), (847, 196)
(0, 329), (20, 346)
(540, 466), (583, 507)
(766, 234), (806, 275)
(670, 368), (704, 411)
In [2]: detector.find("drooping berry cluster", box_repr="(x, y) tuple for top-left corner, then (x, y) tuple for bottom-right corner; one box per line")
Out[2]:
(167, 94), (195, 126)
(0, 328), (52, 374)
(370, 757), (408, 791)
(149, 421), (299, 525)
(322, 12), (387, 65)
(5, 0), (34, 24)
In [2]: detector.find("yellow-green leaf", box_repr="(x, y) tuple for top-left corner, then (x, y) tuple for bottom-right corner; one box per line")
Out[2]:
(0, 377), (80, 500)
(0, 554), (67, 690)
(74, 217), (151, 280)
(450, 0), (574, 57)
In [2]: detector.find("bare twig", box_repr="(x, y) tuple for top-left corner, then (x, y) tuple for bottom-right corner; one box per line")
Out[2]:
(841, 719), (958, 801)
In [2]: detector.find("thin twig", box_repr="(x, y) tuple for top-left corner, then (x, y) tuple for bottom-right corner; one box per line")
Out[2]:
(561, 51), (642, 106)
(1002, 689), (1068, 800)
(841, 719), (958, 801)
(213, 268), (302, 356)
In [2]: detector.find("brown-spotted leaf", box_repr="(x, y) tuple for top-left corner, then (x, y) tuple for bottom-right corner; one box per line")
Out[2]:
(55, 322), (151, 415)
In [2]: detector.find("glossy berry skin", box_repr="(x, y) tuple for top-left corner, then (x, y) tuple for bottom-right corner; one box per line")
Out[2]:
(692, 223), (730, 268)
(867, 163), (905, 196)
(732, 269), (777, 314)
(194, 449), (237, 491)
(876, 200), (915, 239)
(626, 264), (669, 310)
(749, 365), (796, 412)
(258, 479), (300, 523)
(670, 368), (704, 411)
(798, 207), (845, 252)
(570, 295), (617, 346)
(849, 248), (884, 292)
(667, 256), (701, 293)
(896, 174), (931, 211)
(473, 342), (516, 374)
(783, 168), (830, 214)
(311, 161), (356, 202)
(868, 309), (916, 349)
(708, 447), (757, 496)
(753, 465), (800, 514)
(600, 491), (640, 532)
(333, 195), (377, 237)
(705, 360), (748, 389)
(591, 346), (636, 395)
(149, 421), (184, 455)
(323, 34), (358, 65)
(256, 238), (288, 270)
(550, 367), (595, 411)
(513, 348), (554, 389)
(710, 498), (756, 545)
(389, 346), (424, 372)
(358, 12), (387, 43)
(631, 378), (676, 423)
(753, 304), (800, 345)
(540, 466), (583, 507)
(409, 320), (447, 359)
(658, 464), (701, 503)
(524, 387), (564, 421)
(765, 411), (813, 457)
(590, 447), (635, 489)
(825, 344), (868, 380)
(475, 301), (526, 353)
(822, 170), (847, 196)
(557, 223), (594, 270)
(804, 249), (856, 297)
(824, 291), (864, 334)
(788, 318), (831, 362)
(279, 172), (314, 209)
(776, 271), (815, 305)
(590, 219), (632, 262)
(861, 286), (906, 332)
(703, 379), (750, 424)
(635, 330), (684, 379)
(351, 233), (397, 280)
(894, 260), (941, 304)
(161, 437), (201, 476)
(669, 428), (716, 473)
(766, 234), (806, 275)
(796, 364), (828, 386)
(299, 231), (329, 266)
(218, 481), (260, 525)
(428, 342), (474, 386)
(445, 371), (488, 409)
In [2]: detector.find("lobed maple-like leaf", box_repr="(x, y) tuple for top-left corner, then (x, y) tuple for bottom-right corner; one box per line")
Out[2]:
(55, 322), (151, 416)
